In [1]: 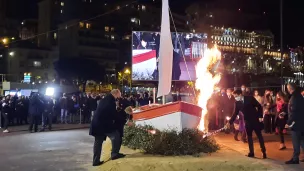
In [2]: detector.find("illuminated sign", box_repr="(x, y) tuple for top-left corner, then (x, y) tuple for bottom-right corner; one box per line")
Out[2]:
(24, 73), (31, 83)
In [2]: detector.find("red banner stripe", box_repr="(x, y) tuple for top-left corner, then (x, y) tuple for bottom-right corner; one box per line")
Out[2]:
(132, 50), (156, 64)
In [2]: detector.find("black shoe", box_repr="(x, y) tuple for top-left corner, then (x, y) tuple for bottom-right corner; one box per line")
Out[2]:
(92, 161), (103, 166)
(285, 159), (299, 164)
(234, 137), (240, 141)
(111, 153), (126, 160)
(247, 153), (255, 158)
(262, 153), (267, 159)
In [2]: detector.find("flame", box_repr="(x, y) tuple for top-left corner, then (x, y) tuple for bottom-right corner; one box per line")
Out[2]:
(195, 45), (222, 132)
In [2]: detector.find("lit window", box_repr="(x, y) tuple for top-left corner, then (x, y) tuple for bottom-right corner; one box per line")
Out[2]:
(61, 9), (63, 13)
(79, 22), (84, 28)
(111, 27), (115, 32)
(111, 35), (115, 40)
(54, 33), (57, 39)
(33, 61), (42, 67)
(105, 26), (109, 32)
(86, 23), (91, 29)
(142, 5), (146, 11)
(131, 18), (140, 25)
(123, 35), (130, 40)
(61, 2), (64, 6)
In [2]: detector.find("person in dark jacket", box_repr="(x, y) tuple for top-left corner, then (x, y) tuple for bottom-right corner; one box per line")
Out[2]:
(41, 96), (54, 131)
(80, 94), (90, 123)
(69, 96), (79, 124)
(227, 90), (267, 159)
(116, 97), (131, 147)
(28, 93), (44, 133)
(60, 93), (68, 124)
(1, 98), (10, 133)
(89, 93), (98, 121)
(16, 97), (25, 125)
(89, 89), (125, 166)
(285, 83), (304, 164)
(275, 91), (288, 150)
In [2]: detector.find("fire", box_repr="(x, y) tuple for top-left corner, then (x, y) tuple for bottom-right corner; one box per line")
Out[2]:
(195, 45), (222, 132)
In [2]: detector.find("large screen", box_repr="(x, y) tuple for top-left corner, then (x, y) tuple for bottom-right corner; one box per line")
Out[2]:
(132, 31), (208, 81)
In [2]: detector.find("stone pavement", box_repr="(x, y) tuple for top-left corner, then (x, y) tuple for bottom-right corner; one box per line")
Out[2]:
(215, 132), (304, 170)
(0, 123), (90, 137)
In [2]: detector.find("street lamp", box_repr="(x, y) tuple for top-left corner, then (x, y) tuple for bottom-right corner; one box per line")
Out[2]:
(124, 69), (130, 74)
(9, 52), (14, 56)
(2, 38), (8, 44)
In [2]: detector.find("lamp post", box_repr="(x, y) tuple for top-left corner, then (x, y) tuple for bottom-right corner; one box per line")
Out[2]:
(280, 0), (284, 87)
(120, 68), (131, 94)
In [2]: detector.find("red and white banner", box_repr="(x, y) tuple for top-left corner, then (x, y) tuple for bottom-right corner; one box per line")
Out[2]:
(132, 49), (157, 80)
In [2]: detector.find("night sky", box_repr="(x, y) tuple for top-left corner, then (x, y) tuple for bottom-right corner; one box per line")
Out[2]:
(8, 0), (304, 47)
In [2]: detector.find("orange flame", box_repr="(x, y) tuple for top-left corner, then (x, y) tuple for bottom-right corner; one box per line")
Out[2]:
(195, 45), (222, 132)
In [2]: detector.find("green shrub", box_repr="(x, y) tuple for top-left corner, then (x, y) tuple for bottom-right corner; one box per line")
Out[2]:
(122, 125), (219, 156)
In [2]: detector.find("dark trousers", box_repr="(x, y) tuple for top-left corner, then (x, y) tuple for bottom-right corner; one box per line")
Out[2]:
(16, 110), (25, 125)
(82, 110), (90, 123)
(246, 125), (266, 155)
(2, 112), (9, 130)
(22, 110), (28, 124)
(291, 131), (304, 161)
(278, 127), (285, 143)
(263, 114), (273, 133)
(42, 112), (53, 130)
(93, 131), (121, 165)
(29, 115), (40, 132)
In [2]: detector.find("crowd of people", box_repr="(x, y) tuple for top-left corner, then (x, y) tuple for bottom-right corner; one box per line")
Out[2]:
(0, 91), (153, 133)
(213, 83), (304, 164)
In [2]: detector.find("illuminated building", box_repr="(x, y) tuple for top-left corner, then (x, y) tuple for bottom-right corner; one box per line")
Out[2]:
(290, 47), (304, 72)
(19, 19), (37, 41)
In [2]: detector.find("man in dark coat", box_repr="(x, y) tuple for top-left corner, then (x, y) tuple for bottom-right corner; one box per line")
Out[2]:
(89, 89), (124, 166)
(28, 93), (44, 133)
(285, 83), (304, 164)
(226, 90), (267, 159)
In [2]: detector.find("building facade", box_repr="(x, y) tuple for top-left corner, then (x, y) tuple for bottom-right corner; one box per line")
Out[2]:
(185, 1), (289, 75)
(4, 46), (58, 83)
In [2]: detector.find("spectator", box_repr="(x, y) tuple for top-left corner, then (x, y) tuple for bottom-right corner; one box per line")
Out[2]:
(60, 93), (68, 124)
(275, 91), (288, 150)
(285, 83), (304, 164)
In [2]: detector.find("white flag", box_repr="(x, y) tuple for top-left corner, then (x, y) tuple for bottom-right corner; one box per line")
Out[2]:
(157, 0), (173, 97)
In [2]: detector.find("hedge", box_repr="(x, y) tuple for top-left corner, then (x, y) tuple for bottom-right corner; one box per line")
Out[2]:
(122, 125), (219, 156)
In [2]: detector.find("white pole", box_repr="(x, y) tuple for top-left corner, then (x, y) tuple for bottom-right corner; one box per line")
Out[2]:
(162, 95), (165, 105)
(153, 88), (156, 104)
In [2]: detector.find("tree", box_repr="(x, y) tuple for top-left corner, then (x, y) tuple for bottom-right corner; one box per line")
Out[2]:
(54, 58), (106, 92)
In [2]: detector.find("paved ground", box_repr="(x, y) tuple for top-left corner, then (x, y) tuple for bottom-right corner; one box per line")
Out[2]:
(215, 132), (304, 170)
(0, 129), (93, 171)
(0, 128), (303, 171)
(0, 124), (89, 136)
